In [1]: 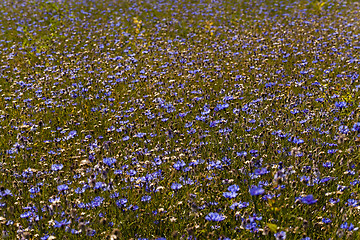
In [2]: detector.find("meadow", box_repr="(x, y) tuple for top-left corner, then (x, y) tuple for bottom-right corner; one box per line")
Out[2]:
(0, 0), (359, 239)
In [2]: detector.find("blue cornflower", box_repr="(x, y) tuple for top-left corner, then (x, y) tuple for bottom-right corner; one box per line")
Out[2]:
(237, 151), (247, 157)
(173, 160), (186, 170)
(223, 192), (238, 199)
(65, 130), (77, 140)
(141, 195), (151, 202)
(230, 201), (249, 210)
(75, 187), (85, 194)
(20, 211), (32, 218)
(223, 95), (234, 101)
(103, 157), (116, 167)
(214, 103), (229, 111)
(346, 199), (358, 207)
(29, 186), (40, 194)
(233, 108), (240, 114)
(110, 192), (119, 198)
(228, 184), (240, 192)
(323, 161), (333, 168)
(91, 196), (104, 208)
(249, 185), (265, 196)
(327, 149), (338, 154)
(201, 107), (210, 115)
(57, 184), (69, 192)
(335, 101), (347, 109)
(49, 197), (60, 203)
(127, 169), (137, 176)
(54, 219), (71, 228)
(135, 132), (146, 138)
(0, 189), (12, 197)
(292, 137), (304, 144)
(171, 182), (182, 190)
(184, 122), (193, 128)
(340, 222), (355, 231)
(352, 122), (360, 132)
(51, 164), (64, 171)
(274, 231), (286, 240)
(94, 182), (103, 189)
(41, 235), (50, 240)
(116, 198), (128, 207)
(322, 218), (331, 224)
(338, 125), (349, 134)
(205, 212), (226, 221)
(187, 128), (196, 134)
(300, 195), (317, 205)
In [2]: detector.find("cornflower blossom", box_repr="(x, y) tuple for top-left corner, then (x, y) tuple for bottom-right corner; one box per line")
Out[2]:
(299, 195), (317, 205)
(171, 182), (182, 190)
(205, 212), (226, 222)
(249, 186), (265, 196)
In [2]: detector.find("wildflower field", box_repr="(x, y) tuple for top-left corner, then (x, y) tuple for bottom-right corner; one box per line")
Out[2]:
(0, 0), (360, 239)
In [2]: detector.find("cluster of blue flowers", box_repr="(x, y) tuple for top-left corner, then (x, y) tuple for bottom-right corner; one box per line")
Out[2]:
(0, 0), (359, 239)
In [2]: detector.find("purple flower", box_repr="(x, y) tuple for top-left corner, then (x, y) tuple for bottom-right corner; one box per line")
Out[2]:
(249, 185), (265, 196)
(230, 201), (249, 210)
(274, 231), (286, 240)
(292, 137), (304, 144)
(127, 169), (137, 176)
(0, 189), (12, 197)
(116, 198), (128, 207)
(327, 149), (338, 154)
(237, 151), (247, 157)
(300, 195), (317, 205)
(353, 122), (360, 132)
(228, 184), (240, 192)
(338, 125), (349, 134)
(54, 219), (71, 228)
(323, 161), (333, 168)
(205, 212), (226, 221)
(141, 195), (151, 202)
(51, 164), (64, 171)
(57, 184), (69, 192)
(340, 222), (356, 231)
(335, 101), (347, 109)
(29, 186), (40, 194)
(65, 130), (77, 140)
(90, 196), (104, 208)
(41, 234), (50, 240)
(322, 218), (331, 224)
(173, 160), (186, 170)
(134, 132), (146, 138)
(171, 182), (182, 190)
(20, 211), (32, 218)
(103, 157), (116, 167)
(214, 103), (229, 111)
(94, 182), (103, 189)
(223, 192), (238, 199)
